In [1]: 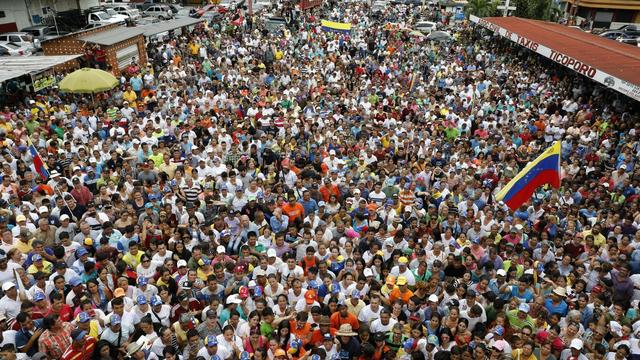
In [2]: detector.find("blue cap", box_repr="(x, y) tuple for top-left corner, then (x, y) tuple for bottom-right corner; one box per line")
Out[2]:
(212, 356), (221, 360)
(206, 335), (218, 347)
(311, 355), (321, 360)
(351, 290), (360, 299)
(69, 276), (82, 287)
(493, 325), (505, 336)
(76, 248), (88, 257)
(308, 280), (319, 289)
(331, 283), (341, 294)
(33, 292), (46, 302)
(403, 338), (415, 350)
(427, 334), (439, 346)
(78, 312), (91, 323)
(32, 254), (43, 262)
(110, 314), (121, 325)
(138, 277), (148, 286)
(145, 202), (154, 209)
(254, 286), (263, 297)
(241, 352), (251, 360)
(150, 296), (162, 306)
(137, 295), (147, 305)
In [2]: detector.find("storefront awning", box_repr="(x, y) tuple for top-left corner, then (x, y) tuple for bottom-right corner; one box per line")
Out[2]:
(0, 55), (82, 83)
(470, 16), (640, 101)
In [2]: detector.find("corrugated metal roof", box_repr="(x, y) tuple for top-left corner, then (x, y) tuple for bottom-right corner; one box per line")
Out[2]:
(138, 17), (204, 37)
(0, 55), (82, 83)
(477, 17), (640, 87)
(80, 26), (145, 45)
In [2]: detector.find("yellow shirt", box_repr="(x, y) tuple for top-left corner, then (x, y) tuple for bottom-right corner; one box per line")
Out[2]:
(123, 91), (138, 106)
(15, 239), (32, 254)
(123, 251), (143, 269)
(27, 260), (53, 276)
(511, 349), (537, 360)
(583, 230), (606, 247)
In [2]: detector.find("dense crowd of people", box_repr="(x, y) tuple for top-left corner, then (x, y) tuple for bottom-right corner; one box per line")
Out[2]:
(0, 0), (638, 359)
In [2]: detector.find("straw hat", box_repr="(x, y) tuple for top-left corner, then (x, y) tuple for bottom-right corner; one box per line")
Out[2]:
(552, 287), (567, 297)
(335, 324), (357, 336)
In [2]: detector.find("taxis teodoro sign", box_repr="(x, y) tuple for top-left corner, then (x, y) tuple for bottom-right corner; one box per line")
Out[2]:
(470, 15), (640, 102)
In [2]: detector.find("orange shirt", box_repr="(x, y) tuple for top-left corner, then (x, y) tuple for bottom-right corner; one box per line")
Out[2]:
(290, 320), (313, 346)
(282, 203), (305, 222)
(389, 288), (414, 305)
(330, 312), (359, 332)
(310, 328), (337, 347)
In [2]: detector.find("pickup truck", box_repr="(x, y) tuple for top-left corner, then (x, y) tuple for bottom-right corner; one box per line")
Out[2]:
(88, 10), (128, 25)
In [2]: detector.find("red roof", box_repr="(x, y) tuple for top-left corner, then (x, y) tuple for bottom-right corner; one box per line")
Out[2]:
(479, 17), (640, 87)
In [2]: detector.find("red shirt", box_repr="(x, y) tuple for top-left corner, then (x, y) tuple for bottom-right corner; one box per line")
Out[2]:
(46, 304), (73, 322)
(62, 336), (96, 360)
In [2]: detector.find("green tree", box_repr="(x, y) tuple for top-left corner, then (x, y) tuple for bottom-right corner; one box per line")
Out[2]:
(465, 0), (499, 17)
(515, 0), (563, 21)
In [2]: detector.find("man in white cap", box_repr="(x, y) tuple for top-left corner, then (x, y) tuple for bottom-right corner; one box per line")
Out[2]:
(560, 339), (588, 360)
(0, 282), (22, 319)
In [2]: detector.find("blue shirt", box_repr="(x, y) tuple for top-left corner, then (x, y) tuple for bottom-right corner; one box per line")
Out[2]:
(511, 286), (535, 303)
(300, 199), (318, 216)
(544, 298), (568, 317)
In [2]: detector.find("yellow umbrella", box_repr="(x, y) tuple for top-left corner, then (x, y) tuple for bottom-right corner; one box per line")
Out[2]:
(59, 68), (119, 94)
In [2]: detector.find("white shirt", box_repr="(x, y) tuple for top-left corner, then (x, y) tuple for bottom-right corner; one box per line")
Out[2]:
(358, 304), (382, 324)
(370, 318), (398, 333)
(0, 294), (22, 319)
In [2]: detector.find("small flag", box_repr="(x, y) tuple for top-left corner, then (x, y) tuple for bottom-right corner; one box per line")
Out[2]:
(27, 138), (49, 180)
(495, 141), (562, 211)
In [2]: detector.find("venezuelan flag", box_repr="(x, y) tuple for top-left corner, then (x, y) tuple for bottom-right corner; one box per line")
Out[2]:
(321, 20), (352, 34)
(496, 141), (561, 211)
(27, 138), (49, 180)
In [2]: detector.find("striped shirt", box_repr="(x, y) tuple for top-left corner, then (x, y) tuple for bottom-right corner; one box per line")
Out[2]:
(182, 184), (201, 203)
(61, 336), (97, 360)
(38, 322), (75, 359)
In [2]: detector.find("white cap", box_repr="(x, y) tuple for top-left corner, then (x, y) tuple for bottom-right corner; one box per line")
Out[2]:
(2, 282), (15, 291)
(363, 268), (373, 277)
(254, 268), (266, 277)
(428, 294), (438, 303)
(570, 339), (583, 350)
(133, 139), (141, 144)
(496, 269), (507, 276)
(38, 206), (49, 214)
(267, 249), (277, 257)
(176, 260), (187, 268)
(216, 245), (226, 254)
(329, 150), (336, 155)
(60, 214), (70, 221)
(226, 294), (242, 305)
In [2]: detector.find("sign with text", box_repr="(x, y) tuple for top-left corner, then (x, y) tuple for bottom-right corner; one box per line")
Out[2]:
(470, 15), (640, 102)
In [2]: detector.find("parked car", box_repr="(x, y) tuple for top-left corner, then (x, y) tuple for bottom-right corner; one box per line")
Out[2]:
(87, 11), (127, 25)
(617, 34), (639, 46)
(106, 5), (142, 20)
(0, 42), (33, 56)
(600, 30), (625, 40)
(0, 32), (39, 51)
(415, 21), (436, 33)
(144, 5), (174, 20)
(21, 26), (69, 44)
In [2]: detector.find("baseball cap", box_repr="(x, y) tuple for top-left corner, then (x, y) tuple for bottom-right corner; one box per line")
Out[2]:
(69, 277), (82, 287)
(32, 254), (43, 262)
(267, 248), (277, 257)
(34, 292), (46, 302)
(110, 314), (122, 325)
(396, 276), (407, 286)
(351, 290), (360, 299)
(150, 296), (162, 306)
(138, 277), (148, 286)
(16, 215), (26, 222)
(206, 309), (217, 318)
(363, 268), (373, 277)
(137, 295), (148, 305)
(496, 269), (507, 276)
(398, 256), (408, 264)
(76, 248), (88, 257)
(38, 206), (49, 214)
(216, 245), (226, 254)
(304, 289), (317, 304)
(386, 275), (396, 285)
(518, 303), (530, 313)
(113, 288), (125, 298)
(570, 339), (583, 350)
(60, 214), (70, 221)
(77, 312), (91, 323)
(206, 335), (218, 347)
(427, 334), (439, 346)
(428, 294), (438, 303)
(493, 325), (505, 336)
(177, 260), (187, 268)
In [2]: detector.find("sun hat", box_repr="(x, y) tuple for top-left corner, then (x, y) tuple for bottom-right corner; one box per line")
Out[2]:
(335, 324), (357, 336)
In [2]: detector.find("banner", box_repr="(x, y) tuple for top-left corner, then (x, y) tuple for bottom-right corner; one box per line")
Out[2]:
(470, 15), (640, 102)
(32, 71), (57, 92)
